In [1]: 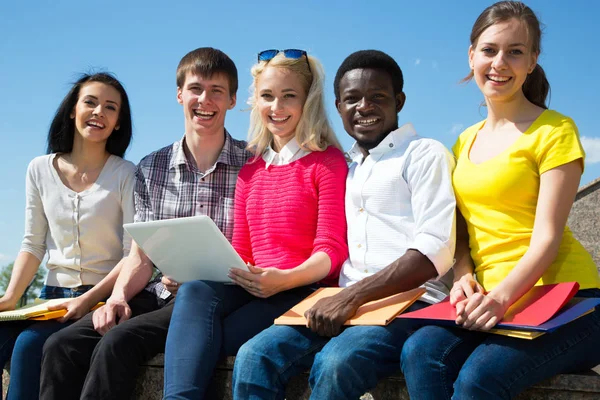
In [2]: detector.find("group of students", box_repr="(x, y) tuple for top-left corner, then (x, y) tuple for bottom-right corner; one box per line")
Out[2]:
(1, 2), (600, 399)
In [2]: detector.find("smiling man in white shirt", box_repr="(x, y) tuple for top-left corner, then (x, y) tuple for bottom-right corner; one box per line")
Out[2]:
(232, 49), (457, 399)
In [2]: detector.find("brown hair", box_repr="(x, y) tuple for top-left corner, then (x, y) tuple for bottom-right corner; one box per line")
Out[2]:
(465, 1), (549, 109)
(176, 47), (238, 96)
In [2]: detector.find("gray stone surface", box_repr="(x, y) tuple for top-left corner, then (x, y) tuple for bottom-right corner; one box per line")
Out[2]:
(128, 362), (600, 400)
(569, 178), (600, 269)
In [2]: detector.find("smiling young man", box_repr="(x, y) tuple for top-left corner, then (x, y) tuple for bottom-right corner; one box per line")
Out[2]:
(39, 47), (252, 400)
(232, 50), (458, 399)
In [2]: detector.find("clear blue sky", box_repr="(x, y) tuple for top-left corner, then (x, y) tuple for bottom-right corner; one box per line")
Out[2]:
(1, 0), (599, 266)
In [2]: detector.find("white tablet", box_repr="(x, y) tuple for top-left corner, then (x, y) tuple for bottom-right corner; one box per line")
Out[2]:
(123, 215), (247, 283)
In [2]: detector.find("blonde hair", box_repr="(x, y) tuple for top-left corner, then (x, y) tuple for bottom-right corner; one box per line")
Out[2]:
(247, 53), (342, 157)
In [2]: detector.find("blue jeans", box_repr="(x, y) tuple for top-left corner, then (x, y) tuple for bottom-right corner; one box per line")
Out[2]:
(163, 280), (315, 400)
(400, 289), (600, 400)
(232, 300), (429, 400)
(0, 285), (92, 400)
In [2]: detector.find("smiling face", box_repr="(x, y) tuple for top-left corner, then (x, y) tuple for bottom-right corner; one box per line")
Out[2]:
(177, 71), (236, 137)
(71, 82), (121, 146)
(256, 66), (307, 150)
(469, 18), (538, 104)
(336, 68), (405, 152)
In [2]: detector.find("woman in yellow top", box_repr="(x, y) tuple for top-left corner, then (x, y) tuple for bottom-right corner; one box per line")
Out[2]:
(401, 2), (600, 399)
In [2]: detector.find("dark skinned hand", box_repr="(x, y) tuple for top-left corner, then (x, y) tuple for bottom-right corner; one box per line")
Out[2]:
(304, 291), (361, 337)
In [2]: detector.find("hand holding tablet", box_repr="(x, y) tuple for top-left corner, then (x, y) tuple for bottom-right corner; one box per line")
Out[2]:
(124, 215), (248, 283)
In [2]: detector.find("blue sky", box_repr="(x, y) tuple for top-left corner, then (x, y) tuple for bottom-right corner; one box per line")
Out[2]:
(1, 0), (599, 266)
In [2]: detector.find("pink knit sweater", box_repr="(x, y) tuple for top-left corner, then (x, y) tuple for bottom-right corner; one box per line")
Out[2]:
(232, 146), (348, 286)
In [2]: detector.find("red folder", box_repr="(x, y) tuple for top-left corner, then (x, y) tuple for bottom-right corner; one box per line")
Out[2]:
(398, 282), (580, 327)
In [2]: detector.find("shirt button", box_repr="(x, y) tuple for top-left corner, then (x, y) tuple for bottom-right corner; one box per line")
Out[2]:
(357, 244), (362, 248)
(359, 208), (364, 212)
(364, 269), (368, 273)
(389, 143), (394, 148)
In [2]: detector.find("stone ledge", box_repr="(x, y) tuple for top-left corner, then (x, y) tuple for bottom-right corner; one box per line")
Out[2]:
(4, 355), (597, 399)
(130, 354), (600, 400)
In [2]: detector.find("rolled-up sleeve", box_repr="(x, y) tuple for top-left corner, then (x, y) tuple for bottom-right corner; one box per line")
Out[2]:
(405, 144), (456, 277)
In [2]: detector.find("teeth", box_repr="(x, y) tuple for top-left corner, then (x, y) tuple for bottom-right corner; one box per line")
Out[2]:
(270, 116), (290, 122)
(488, 75), (510, 82)
(194, 110), (215, 116)
(356, 118), (379, 125)
(87, 121), (105, 128)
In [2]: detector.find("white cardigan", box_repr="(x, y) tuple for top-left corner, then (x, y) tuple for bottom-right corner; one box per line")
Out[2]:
(20, 153), (136, 288)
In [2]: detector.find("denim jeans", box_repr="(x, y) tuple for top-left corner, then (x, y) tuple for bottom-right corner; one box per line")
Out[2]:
(0, 285), (92, 400)
(232, 300), (429, 400)
(163, 280), (315, 400)
(40, 290), (171, 400)
(39, 284), (94, 299)
(400, 288), (600, 400)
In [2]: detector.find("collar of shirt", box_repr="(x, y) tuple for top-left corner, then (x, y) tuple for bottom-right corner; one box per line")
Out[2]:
(262, 138), (310, 169)
(347, 123), (418, 164)
(169, 129), (247, 174)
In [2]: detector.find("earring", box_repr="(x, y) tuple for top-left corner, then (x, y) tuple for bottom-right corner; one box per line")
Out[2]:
(115, 126), (120, 131)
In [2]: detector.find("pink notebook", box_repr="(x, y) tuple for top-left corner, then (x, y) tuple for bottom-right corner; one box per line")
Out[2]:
(398, 282), (580, 327)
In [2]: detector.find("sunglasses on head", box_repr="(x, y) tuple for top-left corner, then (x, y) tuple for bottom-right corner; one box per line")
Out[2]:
(257, 49), (311, 73)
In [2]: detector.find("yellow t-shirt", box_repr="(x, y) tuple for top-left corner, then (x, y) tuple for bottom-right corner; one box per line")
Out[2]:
(452, 109), (599, 291)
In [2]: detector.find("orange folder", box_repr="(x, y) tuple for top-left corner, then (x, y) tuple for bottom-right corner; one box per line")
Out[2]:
(29, 302), (105, 321)
(274, 287), (426, 326)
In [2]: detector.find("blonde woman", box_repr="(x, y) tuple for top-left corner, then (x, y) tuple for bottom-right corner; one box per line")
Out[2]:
(162, 50), (349, 399)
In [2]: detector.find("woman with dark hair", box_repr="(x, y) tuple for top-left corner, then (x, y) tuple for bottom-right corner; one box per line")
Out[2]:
(0, 72), (135, 400)
(401, 2), (600, 399)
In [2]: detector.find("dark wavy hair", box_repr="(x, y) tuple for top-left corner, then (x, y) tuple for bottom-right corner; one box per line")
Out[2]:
(465, 1), (550, 109)
(46, 72), (133, 157)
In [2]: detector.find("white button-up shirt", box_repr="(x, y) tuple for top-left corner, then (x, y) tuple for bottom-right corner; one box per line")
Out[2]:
(339, 124), (456, 304)
(262, 139), (311, 168)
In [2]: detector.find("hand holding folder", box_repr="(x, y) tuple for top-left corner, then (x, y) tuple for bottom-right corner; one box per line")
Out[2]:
(0, 298), (104, 322)
(398, 282), (600, 339)
(275, 287), (426, 327)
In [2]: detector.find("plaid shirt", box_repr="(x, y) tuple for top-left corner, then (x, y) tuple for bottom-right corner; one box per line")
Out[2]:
(135, 131), (252, 299)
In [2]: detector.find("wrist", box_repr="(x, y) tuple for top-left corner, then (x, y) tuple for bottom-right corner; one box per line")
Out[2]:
(453, 269), (475, 283)
(487, 289), (511, 309)
(0, 294), (18, 308)
(2, 291), (18, 302)
(342, 286), (366, 309)
(108, 291), (127, 304)
(278, 269), (294, 291)
(78, 292), (98, 308)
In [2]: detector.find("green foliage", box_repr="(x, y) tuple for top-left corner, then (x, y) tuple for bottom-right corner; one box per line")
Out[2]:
(0, 262), (46, 306)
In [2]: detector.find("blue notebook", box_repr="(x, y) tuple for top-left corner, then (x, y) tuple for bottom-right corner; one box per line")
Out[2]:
(499, 297), (600, 332)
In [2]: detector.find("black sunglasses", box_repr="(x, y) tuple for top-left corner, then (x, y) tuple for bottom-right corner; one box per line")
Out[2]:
(257, 49), (311, 73)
